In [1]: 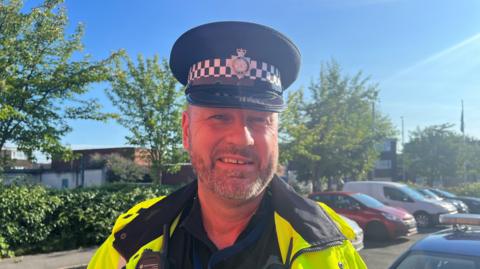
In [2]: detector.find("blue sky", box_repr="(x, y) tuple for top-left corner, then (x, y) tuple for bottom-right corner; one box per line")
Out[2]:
(22, 0), (480, 154)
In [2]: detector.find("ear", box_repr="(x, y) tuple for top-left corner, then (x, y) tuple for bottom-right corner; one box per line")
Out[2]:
(182, 111), (190, 151)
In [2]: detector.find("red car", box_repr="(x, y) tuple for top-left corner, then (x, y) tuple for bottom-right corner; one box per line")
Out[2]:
(309, 191), (417, 240)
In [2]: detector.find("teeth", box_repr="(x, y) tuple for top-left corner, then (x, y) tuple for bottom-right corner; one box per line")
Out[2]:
(222, 158), (247, 164)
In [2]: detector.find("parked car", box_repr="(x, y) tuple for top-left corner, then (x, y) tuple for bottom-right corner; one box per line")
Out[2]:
(339, 214), (364, 251)
(389, 214), (480, 269)
(309, 191), (417, 240)
(343, 181), (457, 228)
(417, 188), (469, 213)
(428, 188), (480, 214)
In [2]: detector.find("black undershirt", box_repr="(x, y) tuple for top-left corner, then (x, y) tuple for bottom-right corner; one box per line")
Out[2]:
(166, 192), (285, 269)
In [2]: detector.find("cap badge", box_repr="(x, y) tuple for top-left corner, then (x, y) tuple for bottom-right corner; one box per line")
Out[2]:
(231, 48), (251, 79)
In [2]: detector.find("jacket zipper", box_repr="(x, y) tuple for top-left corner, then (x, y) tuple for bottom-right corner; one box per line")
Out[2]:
(288, 240), (344, 269)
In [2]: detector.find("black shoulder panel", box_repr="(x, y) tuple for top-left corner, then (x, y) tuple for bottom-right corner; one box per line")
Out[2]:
(112, 181), (197, 260)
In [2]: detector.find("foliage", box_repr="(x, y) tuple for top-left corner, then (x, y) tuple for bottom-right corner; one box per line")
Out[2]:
(403, 124), (480, 186)
(448, 182), (480, 198)
(0, 0), (119, 164)
(106, 54), (187, 183)
(0, 184), (62, 256)
(280, 60), (395, 190)
(91, 153), (148, 182)
(0, 183), (177, 258)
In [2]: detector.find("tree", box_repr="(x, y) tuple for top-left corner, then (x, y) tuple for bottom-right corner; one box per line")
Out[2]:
(0, 0), (119, 166)
(403, 123), (480, 186)
(280, 60), (395, 191)
(106, 54), (187, 183)
(90, 153), (148, 182)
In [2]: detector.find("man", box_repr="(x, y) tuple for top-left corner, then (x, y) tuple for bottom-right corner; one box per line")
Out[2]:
(88, 21), (366, 269)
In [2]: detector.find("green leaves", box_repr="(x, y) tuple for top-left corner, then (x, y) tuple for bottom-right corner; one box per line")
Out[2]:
(280, 60), (396, 190)
(106, 54), (187, 183)
(0, 0), (120, 165)
(403, 124), (480, 186)
(0, 183), (177, 258)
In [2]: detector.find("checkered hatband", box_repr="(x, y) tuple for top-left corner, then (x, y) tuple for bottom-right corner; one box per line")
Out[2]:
(187, 55), (282, 93)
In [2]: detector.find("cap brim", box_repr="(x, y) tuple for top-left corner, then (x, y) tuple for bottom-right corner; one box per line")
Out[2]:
(186, 87), (285, 112)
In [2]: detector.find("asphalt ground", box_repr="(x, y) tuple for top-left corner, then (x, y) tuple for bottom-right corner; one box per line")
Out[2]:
(359, 226), (448, 269)
(0, 226), (448, 269)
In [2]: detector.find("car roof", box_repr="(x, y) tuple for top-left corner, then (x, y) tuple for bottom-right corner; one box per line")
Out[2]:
(410, 228), (480, 257)
(310, 191), (357, 196)
(345, 181), (407, 188)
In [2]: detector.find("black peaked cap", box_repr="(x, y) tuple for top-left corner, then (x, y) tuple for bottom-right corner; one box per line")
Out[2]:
(169, 21), (301, 112)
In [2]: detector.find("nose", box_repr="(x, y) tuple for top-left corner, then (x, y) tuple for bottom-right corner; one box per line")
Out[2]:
(224, 119), (255, 146)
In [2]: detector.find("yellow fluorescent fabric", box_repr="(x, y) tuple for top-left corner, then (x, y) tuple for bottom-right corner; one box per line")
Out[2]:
(88, 198), (367, 269)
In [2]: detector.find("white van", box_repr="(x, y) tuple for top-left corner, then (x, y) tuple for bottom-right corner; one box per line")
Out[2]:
(343, 181), (457, 228)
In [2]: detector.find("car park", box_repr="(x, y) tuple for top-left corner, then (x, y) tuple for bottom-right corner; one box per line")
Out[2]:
(428, 188), (480, 214)
(389, 214), (480, 269)
(309, 191), (417, 240)
(339, 214), (364, 251)
(417, 188), (469, 213)
(343, 181), (457, 228)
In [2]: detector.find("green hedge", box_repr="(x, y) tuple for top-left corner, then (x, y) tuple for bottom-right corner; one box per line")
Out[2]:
(447, 182), (480, 198)
(0, 183), (177, 258)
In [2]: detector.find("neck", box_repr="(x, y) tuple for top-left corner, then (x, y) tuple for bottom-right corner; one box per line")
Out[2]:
(197, 185), (265, 250)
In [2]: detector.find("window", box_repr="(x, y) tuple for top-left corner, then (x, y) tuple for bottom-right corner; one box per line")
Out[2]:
(352, 193), (384, 208)
(61, 178), (69, 188)
(384, 187), (411, 202)
(312, 194), (333, 206)
(375, 160), (392, 169)
(333, 195), (361, 210)
(394, 252), (477, 269)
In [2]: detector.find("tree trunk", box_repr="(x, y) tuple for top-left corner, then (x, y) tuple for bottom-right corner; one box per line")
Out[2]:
(327, 177), (333, 191)
(312, 179), (322, 192)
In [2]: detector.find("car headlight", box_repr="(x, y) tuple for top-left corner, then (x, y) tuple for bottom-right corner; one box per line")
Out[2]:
(382, 212), (402, 222)
(441, 203), (454, 211)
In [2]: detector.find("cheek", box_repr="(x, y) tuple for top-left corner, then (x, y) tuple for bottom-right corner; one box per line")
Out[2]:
(257, 128), (278, 155)
(189, 126), (217, 153)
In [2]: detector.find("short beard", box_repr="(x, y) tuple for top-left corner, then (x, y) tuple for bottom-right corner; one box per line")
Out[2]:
(188, 135), (276, 201)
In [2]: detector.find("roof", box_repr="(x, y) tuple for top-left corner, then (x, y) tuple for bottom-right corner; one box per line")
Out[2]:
(345, 181), (407, 188)
(410, 228), (480, 257)
(309, 191), (357, 196)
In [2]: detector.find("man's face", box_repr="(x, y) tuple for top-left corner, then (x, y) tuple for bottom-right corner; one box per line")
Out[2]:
(182, 105), (278, 201)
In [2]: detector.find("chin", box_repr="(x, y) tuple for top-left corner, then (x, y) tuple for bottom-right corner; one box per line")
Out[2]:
(210, 176), (271, 201)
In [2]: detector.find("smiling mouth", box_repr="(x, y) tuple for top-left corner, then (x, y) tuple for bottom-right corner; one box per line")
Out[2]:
(219, 158), (254, 165)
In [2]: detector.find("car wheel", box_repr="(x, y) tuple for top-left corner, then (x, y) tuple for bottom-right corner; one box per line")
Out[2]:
(414, 212), (431, 228)
(366, 221), (388, 241)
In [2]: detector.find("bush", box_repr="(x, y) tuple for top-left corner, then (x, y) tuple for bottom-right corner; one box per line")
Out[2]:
(0, 183), (177, 258)
(447, 182), (480, 198)
(0, 184), (62, 256)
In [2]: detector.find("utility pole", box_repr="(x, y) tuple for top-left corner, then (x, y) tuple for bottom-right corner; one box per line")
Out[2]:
(372, 101), (376, 180)
(401, 116), (406, 181)
(461, 100), (466, 182)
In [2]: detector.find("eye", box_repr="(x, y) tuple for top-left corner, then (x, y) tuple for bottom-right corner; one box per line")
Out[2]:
(209, 114), (229, 121)
(247, 116), (271, 126)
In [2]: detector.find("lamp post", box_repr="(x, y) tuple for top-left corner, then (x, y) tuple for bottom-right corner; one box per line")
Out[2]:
(401, 116), (406, 181)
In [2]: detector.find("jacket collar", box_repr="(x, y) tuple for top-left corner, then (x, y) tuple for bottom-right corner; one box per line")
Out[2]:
(113, 175), (344, 260)
(270, 176), (345, 246)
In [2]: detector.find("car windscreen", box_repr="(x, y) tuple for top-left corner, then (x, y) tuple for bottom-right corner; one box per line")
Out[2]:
(435, 189), (458, 198)
(392, 251), (480, 269)
(421, 189), (442, 200)
(352, 193), (384, 208)
(401, 186), (426, 200)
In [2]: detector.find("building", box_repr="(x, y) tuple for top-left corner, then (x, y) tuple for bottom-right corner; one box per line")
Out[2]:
(371, 138), (398, 181)
(0, 146), (36, 169)
(3, 147), (194, 189)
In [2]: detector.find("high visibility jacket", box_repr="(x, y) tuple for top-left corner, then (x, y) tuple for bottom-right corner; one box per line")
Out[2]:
(88, 177), (367, 269)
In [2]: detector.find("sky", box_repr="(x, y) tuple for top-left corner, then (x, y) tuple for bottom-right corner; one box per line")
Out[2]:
(19, 0), (480, 157)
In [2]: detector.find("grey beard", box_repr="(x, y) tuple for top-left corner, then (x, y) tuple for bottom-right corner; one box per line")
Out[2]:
(188, 139), (276, 200)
